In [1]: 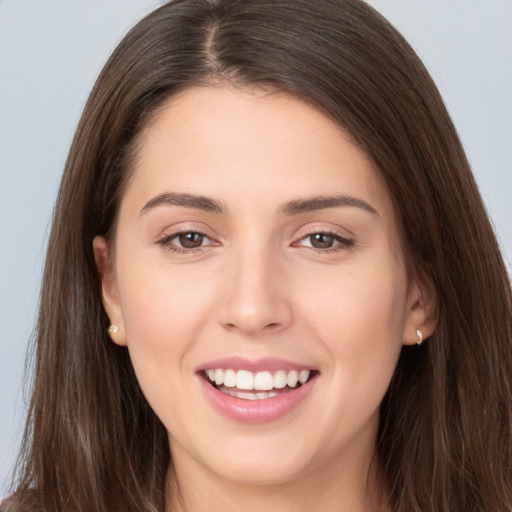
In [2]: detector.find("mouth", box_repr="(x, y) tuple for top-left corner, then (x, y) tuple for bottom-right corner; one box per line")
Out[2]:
(201, 368), (318, 401)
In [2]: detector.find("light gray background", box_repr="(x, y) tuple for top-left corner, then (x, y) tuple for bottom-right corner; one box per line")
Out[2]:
(1, 0), (511, 497)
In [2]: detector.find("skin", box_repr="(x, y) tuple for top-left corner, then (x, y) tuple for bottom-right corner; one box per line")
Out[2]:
(94, 86), (435, 511)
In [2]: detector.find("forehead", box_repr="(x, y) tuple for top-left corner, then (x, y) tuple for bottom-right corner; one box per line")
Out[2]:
(122, 85), (393, 220)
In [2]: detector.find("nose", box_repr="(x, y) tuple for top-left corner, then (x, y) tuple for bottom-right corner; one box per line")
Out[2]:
(217, 246), (293, 337)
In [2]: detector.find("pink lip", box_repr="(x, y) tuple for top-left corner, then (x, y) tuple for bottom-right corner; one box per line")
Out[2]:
(196, 359), (318, 424)
(196, 356), (314, 373)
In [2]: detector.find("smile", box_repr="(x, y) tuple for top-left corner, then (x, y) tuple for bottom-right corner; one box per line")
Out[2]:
(197, 361), (318, 423)
(204, 369), (312, 400)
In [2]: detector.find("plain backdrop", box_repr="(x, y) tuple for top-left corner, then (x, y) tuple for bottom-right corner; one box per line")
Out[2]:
(1, 0), (511, 497)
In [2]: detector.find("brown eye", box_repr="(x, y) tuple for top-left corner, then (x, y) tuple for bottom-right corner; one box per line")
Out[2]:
(296, 231), (354, 251)
(159, 230), (218, 253)
(309, 233), (335, 249)
(178, 232), (204, 248)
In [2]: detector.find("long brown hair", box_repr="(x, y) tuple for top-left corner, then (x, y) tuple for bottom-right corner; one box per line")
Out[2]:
(4, 1), (511, 510)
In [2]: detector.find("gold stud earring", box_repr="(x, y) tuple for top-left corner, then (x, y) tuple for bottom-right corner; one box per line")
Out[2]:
(108, 324), (119, 335)
(416, 329), (423, 345)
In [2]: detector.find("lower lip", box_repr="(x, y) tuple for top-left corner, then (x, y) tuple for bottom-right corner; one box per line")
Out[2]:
(197, 374), (317, 424)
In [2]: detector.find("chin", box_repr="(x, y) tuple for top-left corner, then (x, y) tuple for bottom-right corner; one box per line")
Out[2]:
(171, 428), (322, 488)
(204, 452), (310, 487)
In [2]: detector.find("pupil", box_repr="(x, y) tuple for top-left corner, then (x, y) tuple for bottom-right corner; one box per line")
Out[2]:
(311, 233), (334, 249)
(179, 232), (203, 248)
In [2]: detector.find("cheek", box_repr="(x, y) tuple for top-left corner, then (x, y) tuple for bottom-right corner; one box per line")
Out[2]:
(288, 262), (408, 453)
(301, 258), (407, 334)
(118, 249), (216, 338)
(114, 250), (219, 396)
(298, 260), (407, 396)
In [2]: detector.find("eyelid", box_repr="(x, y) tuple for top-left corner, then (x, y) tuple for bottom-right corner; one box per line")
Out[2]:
(292, 219), (355, 238)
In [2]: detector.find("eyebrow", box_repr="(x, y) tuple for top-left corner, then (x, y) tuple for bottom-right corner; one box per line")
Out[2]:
(140, 192), (378, 217)
(280, 194), (379, 216)
(140, 192), (224, 215)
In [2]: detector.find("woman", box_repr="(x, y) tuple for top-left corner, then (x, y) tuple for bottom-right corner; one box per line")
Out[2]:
(3, 0), (511, 511)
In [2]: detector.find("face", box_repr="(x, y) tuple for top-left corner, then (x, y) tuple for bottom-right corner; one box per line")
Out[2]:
(95, 86), (428, 489)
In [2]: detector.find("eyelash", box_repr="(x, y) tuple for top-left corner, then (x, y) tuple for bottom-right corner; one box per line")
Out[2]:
(157, 230), (354, 254)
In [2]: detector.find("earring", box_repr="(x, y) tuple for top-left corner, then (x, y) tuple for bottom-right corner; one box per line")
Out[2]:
(416, 328), (423, 345)
(108, 324), (119, 335)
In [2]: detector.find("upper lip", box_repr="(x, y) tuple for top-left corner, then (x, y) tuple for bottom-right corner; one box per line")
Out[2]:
(196, 356), (317, 373)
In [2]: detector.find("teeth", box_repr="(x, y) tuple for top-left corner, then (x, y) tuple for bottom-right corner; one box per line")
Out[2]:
(219, 388), (282, 400)
(224, 369), (236, 388)
(286, 370), (299, 387)
(273, 370), (287, 389)
(236, 370), (254, 390)
(254, 371), (273, 390)
(205, 368), (312, 391)
(299, 370), (310, 384)
(229, 389), (258, 400)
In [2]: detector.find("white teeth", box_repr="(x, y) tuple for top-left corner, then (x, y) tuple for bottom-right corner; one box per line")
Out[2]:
(273, 370), (287, 389)
(286, 370), (299, 388)
(236, 370), (254, 390)
(222, 388), (280, 400)
(224, 369), (236, 388)
(230, 390), (258, 400)
(205, 368), (313, 391)
(257, 391), (279, 399)
(299, 370), (310, 384)
(254, 371), (273, 390)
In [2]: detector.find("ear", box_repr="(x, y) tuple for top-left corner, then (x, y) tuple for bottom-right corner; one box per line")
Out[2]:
(93, 236), (127, 346)
(402, 274), (438, 346)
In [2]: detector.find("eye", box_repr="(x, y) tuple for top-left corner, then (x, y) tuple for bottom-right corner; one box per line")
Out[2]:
(175, 231), (206, 249)
(297, 232), (353, 251)
(159, 230), (216, 252)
